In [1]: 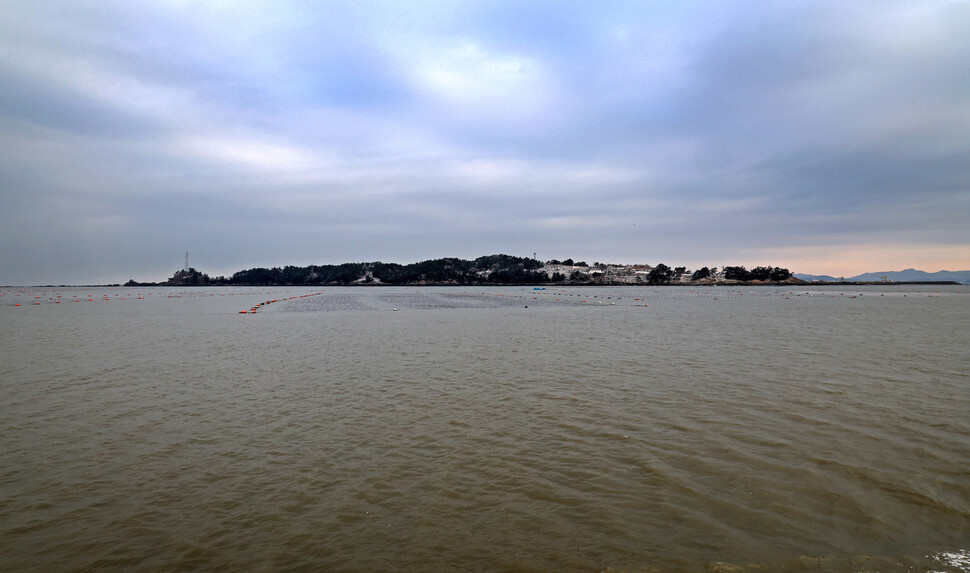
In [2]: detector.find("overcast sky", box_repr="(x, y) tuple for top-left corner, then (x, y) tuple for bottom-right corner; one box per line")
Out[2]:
(2, 1), (968, 284)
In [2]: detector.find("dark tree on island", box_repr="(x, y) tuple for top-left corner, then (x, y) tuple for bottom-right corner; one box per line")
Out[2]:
(647, 263), (674, 284)
(723, 266), (792, 282)
(769, 267), (793, 281)
(691, 267), (713, 281)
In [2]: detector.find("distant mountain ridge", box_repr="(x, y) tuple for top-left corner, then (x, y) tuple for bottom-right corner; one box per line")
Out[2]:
(795, 269), (970, 284)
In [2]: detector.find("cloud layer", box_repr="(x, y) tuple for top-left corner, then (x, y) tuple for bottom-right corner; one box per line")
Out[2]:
(2, 1), (968, 284)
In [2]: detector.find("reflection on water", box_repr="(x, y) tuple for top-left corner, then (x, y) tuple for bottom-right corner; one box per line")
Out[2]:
(1, 285), (969, 572)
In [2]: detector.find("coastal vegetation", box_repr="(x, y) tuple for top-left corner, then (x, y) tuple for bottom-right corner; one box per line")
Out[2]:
(127, 255), (798, 287)
(723, 266), (793, 282)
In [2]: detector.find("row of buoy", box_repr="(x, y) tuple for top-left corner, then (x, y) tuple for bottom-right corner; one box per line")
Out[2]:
(479, 291), (636, 307)
(3, 289), (305, 307)
(240, 292), (325, 314)
(488, 286), (890, 305)
(5, 295), (144, 305)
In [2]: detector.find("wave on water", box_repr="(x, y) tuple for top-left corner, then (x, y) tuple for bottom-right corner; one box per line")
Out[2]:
(932, 549), (970, 572)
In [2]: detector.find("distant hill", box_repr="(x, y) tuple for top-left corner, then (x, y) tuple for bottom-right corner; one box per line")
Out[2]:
(795, 273), (839, 282)
(796, 269), (970, 284)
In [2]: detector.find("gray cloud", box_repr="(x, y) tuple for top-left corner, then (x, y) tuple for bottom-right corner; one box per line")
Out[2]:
(1, 1), (967, 284)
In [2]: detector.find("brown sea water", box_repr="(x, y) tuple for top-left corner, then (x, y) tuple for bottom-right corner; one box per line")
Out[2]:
(1, 285), (968, 572)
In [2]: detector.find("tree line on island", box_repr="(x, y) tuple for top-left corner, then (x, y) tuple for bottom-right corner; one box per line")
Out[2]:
(129, 255), (796, 287)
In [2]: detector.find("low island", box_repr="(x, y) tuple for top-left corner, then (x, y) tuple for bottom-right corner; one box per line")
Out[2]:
(126, 255), (804, 287)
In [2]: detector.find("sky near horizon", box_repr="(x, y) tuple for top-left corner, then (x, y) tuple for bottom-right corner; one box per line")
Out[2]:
(2, 1), (968, 284)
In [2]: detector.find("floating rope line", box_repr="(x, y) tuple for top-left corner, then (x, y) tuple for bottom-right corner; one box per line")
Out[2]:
(239, 292), (325, 314)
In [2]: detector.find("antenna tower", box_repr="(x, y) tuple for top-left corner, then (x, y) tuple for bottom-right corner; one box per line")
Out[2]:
(184, 251), (189, 272)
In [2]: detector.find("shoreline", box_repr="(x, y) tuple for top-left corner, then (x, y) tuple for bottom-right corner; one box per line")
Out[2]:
(7, 280), (963, 288)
